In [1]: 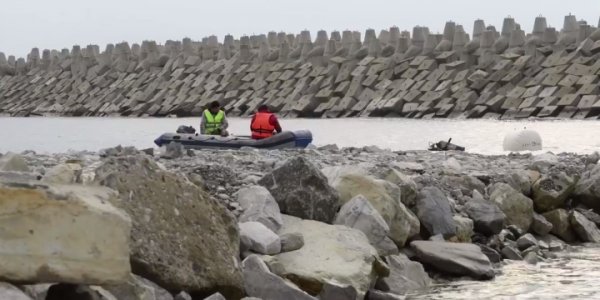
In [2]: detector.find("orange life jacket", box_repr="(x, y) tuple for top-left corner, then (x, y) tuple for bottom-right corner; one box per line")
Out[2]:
(251, 112), (276, 139)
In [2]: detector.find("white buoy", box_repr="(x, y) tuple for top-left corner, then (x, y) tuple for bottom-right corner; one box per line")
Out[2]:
(503, 129), (542, 151)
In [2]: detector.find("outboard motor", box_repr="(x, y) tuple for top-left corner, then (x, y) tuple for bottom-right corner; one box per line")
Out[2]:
(176, 125), (196, 134)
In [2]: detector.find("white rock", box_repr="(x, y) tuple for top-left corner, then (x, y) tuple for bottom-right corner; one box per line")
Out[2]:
(0, 282), (33, 300)
(243, 255), (315, 300)
(240, 221), (282, 255)
(0, 152), (30, 172)
(236, 186), (283, 232)
(41, 163), (82, 184)
(0, 181), (131, 284)
(334, 194), (390, 244)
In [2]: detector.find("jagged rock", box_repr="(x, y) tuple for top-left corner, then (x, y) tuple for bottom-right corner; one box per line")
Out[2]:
(161, 142), (185, 159)
(21, 284), (51, 300)
(507, 224), (525, 238)
(94, 155), (243, 298)
(0, 282), (33, 300)
(329, 172), (419, 246)
(410, 241), (494, 279)
(416, 187), (456, 238)
(490, 183), (534, 231)
(0, 152), (30, 172)
(259, 157), (340, 223)
(46, 284), (116, 300)
(523, 252), (538, 265)
(174, 292), (192, 300)
(365, 290), (405, 300)
(453, 215), (474, 242)
(280, 232), (305, 252)
(503, 170), (538, 196)
(464, 199), (506, 235)
(575, 208), (600, 227)
(574, 164), (600, 211)
(542, 209), (577, 242)
(373, 236), (400, 256)
(536, 234), (566, 251)
(41, 163), (82, 184)
(375, 253), (431, 295)
(204, 293), (226, 300)
(272, 215), (387, 297)
(531, 172), (576, 212)
(501, 246), (523, 260)
(240, 221), (282, 255)
(104, 274), (172, 300)
(236, 185), (283, 232)
(136, 276), (173, 300)
(569, 211), (600, 242)
(334, 194), (390, 244)
(318, 282), (357, 300)
(0, 181), (131, 285)
(531, 213), (553, 235)
(384, 168), (418, 207)
(531, 152), (559, 172)
(516, 233), (538, 250)
(478, 244), (502, 263)
(441, 175), (486, 197)
(243, 255), (316, 300)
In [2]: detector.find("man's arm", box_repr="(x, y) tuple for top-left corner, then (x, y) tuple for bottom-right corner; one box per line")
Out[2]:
(270, 115), (282, 133)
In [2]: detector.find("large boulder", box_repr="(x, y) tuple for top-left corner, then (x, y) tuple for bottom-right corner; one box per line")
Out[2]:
(490, 183), (534, 231)
(569, 211), (600, 243)
(334, 194), (390, 245)
(0, 282), (34, 300)
(236, 185), (283, 232)
(0, 152), (30, 172)
(240, 221), (281, 255)
(531, 172), (576, 213)
(258, 156), (340, 223)
(271, 215), (388, 298)
(464, 199), (506, 235)
(410, 241), (494, 279)
(242, 255), (315, 300)
(94, 155), (244, 298)
(0, 181), (131, 285)
(531, 212), (553, 236)
(415, 187), (456, 238)
(574, 164), (600, 211)
(384, 169), (418, 207)
(375, 253), (431, 295)
(542, 209), (577, 242)
(329, 172), (419, 246)
(41, 163), (82, 184)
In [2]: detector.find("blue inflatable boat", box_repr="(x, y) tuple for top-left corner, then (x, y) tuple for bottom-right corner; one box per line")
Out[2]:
(154, 130), (313, 150)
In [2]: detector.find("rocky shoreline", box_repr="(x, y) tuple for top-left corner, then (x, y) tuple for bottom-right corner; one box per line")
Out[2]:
(0, 145), (600, 299)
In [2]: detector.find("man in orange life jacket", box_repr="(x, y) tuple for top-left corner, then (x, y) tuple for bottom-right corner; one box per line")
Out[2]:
(250, 105), (282, 139)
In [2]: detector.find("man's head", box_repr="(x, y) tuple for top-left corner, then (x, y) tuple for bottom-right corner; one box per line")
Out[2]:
(209, 101), (221, 114)
(258, 104), (270, 112)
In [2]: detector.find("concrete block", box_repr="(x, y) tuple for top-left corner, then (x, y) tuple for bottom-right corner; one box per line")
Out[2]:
(558, 106), (578, 118)
(578, 95), (598, 109)
(577, 84), (599, 95)
(557, 94), (581, 107)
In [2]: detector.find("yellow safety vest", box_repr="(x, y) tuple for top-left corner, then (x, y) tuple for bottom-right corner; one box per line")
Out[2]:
(203, 109), (224, 135)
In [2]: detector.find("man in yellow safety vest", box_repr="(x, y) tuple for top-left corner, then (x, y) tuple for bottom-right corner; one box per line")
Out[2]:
(200, 101), (229, 136)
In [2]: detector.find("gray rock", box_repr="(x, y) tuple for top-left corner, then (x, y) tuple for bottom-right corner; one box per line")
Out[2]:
(501, 246), (523, 260)
(575, 208), (600, 227)
(162, 142), (185, 159)
(410, 241), (494, 279)
(136, 276), (174, 300)
(503, 170), (536, 196)
(259, 157), (340, 223)
(236, 185), (283, 232)
(0, 152), (30, 172)
(499, 229), (516, 241)
(531, 213), (553, 236)
(574, 164), (600, 211)
(569, 211), (600, 242)
(280, 232), (304, 252)
(21, 284), (51, 300)
(0, 282), (33, 300)
(429, 234), (445, 241)
(464, 200), (506, 235)
(441, 175), (486, 197)
(41, 163), (82, 184)
(0, 171), (41, 182)
(94, 155), (244, 298)
(453, 215), (474, 242)
(507, 225), (525, 239)
(521, 245), (540, 257)
(174, 292), (192, 300)
(240, 221), (282, 255)
(536, 234), (567, 251)
(524, 252), (538, 265)
(141, 148), (154, 156)
(531, 172), (576, 213)
(375, 253), (431, 295)
(516, 233), (538, 251)
(543, 209), (577, 242)
(373, 236), (400, 256)
(318, 282), (358, 300)
(384, 168), (418, 206)
(242, 255), (315, 300)
(104, 274), (168, 300)
(531, 152), (559, 172)
(204, 293), (226, 300)
(334, 194), (390, 244)
(490, 183), (534, 231)
(416, 187), (456, 238)
(478, 244), (502, 263)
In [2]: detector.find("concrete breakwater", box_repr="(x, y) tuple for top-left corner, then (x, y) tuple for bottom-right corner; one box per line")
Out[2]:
(1, 15), (600, 119)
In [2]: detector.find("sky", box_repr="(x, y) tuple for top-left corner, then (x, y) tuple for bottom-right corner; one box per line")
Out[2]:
(1, 0), (599, 58)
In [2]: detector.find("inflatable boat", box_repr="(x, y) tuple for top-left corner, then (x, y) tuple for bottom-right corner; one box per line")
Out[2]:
(154, 130), (313, 150)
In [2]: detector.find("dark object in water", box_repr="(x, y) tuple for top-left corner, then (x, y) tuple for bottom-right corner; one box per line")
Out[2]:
(176, 125), (196, 134)
(154, 130), (313, 150)
(428, 138), (465, 151)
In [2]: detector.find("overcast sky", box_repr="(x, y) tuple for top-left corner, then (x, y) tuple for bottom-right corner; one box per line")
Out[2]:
(1, 0), (598, 57)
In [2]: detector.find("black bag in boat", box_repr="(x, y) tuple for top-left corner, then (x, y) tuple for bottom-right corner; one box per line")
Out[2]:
(176, 125), (196, 134)
(428, 138), (465, 151)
